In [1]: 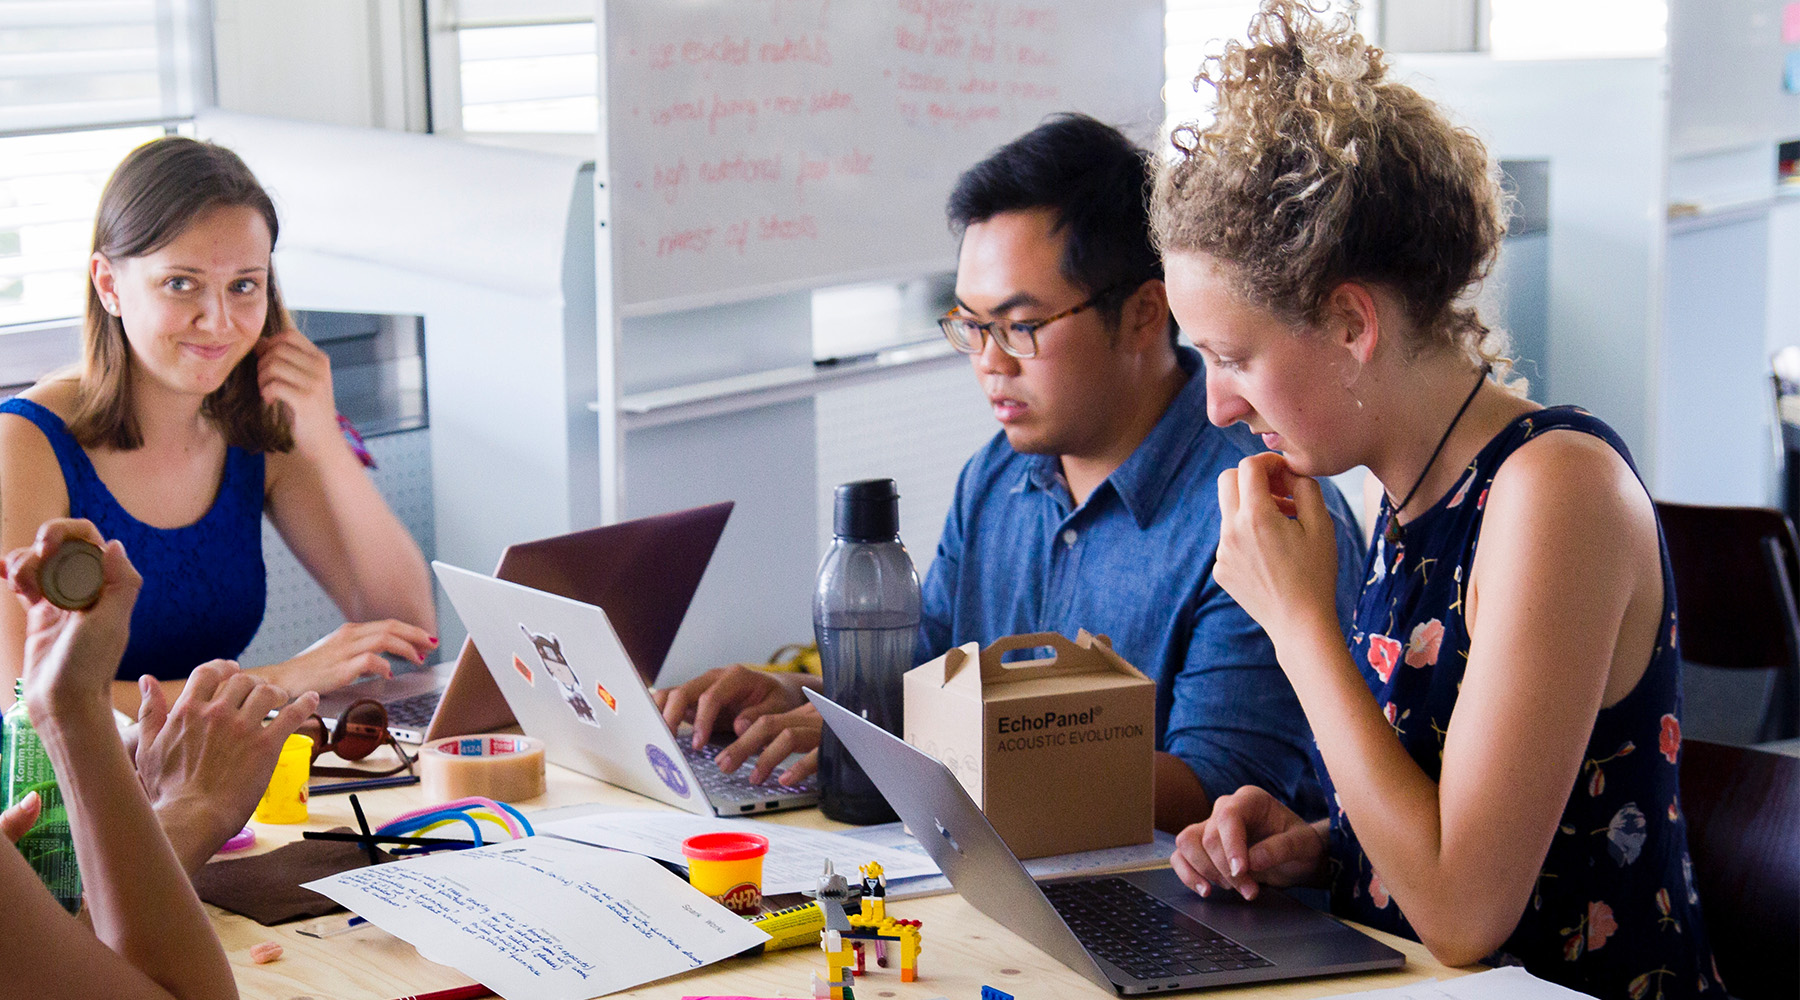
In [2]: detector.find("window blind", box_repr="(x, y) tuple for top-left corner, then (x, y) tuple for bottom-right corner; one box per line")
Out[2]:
(0, 1), (206, 327)
(442, 0), (594, 30)
(0, 0), (207, 135)
(458, 21), (597, 133)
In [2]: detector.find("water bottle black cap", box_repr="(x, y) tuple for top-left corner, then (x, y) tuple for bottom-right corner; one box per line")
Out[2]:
(833, 479), (901, 541)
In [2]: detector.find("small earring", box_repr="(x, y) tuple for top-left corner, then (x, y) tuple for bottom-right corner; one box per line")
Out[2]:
(102, 298), (119, 315)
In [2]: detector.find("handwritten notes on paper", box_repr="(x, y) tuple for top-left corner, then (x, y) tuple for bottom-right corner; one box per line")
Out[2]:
(539, 810), (939, 895)
(607, 0), (1164, 310)
(303, 837), (768, 1000)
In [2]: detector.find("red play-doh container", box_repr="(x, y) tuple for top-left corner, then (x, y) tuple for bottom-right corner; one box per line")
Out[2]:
(681, 832), (769, 914)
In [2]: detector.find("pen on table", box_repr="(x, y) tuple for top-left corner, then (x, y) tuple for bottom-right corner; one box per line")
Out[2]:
(294, 913), (369, 939)
(350, 793), (381, 867)
(302, 831), (477, 849)
(310, 774), (420, 795)
(384, 985), (493, 1000)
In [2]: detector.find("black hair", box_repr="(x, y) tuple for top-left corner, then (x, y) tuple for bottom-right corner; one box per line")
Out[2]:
(947, 113), (1172, 344)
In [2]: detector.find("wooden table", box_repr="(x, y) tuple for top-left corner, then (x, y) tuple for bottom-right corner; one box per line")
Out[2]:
(215, 763), (1475, 1000)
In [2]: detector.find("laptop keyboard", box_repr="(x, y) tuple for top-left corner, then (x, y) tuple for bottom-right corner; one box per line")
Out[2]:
(682, 741), (816, 805)
(384, 691), (442, 730)
(1042, 877), (1273, 982)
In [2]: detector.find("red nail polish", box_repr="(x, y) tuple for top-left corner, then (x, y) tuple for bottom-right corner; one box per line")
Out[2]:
(428, 636), (439, 645)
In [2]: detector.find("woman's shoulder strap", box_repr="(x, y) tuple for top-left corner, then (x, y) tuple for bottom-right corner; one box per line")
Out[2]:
(0, 396), (70, 436)
(0, 396), (98, 492)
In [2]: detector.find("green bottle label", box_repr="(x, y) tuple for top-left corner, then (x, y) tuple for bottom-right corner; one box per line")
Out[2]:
(4, 696), (82, 914)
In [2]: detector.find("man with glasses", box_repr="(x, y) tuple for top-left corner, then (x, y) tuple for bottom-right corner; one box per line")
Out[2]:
(658, 115), (1364, 830)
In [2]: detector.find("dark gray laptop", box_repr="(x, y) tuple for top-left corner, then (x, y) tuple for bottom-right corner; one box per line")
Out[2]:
(806, 688), (1406, 995)
(317, 502), (734, 744)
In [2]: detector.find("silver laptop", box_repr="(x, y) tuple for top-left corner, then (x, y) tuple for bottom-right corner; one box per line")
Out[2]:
(434, 561), (818, 815)
(806, 688), (1405, 995)
(316, 503), (734, 744)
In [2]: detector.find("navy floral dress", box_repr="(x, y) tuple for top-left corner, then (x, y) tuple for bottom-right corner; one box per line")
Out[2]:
(1320, 407), (1725, 1000)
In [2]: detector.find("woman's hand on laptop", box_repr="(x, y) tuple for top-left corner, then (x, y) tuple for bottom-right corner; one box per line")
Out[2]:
(1171, 786), (1327, 902)
(134, 659), (317, 877)
(265, 619), (436, 694)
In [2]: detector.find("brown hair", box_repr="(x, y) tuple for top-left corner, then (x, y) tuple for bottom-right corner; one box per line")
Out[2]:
(1151, 0), (1511, 372)
(73, 137), (293, 452)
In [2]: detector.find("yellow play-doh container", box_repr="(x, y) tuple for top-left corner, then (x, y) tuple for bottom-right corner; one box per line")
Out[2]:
(681, 831), (769, 914)
(253, 733), (314, 824)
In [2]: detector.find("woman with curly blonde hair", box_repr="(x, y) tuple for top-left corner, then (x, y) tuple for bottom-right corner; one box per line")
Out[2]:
(1156, 4), (1723, 997)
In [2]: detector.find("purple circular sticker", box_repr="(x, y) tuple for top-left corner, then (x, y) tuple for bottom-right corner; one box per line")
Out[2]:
(646, 743), (691, 798)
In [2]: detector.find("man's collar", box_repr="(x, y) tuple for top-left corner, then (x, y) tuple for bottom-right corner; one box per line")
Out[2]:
(1012, 347), (1209, 528)
(1107, 346), (1206, 528)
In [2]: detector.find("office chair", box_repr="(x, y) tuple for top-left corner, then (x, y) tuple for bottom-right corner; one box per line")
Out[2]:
(1678, 739), (1800, 1000)
(1656, 502), (1800, 743)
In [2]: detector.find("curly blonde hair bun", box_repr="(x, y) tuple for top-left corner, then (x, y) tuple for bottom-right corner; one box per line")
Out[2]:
(1153, 0), (1510, 370)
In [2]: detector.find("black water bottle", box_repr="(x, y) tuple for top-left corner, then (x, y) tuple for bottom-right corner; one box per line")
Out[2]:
(814, 479), (921, 824)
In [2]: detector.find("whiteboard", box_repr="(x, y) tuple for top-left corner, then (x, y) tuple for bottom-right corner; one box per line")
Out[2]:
(604, 0), (1165, 315)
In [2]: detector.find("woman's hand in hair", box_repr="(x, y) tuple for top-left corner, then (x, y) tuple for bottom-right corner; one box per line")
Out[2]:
(1214, 452), (1342, 653)
(1170, 786), (1327, 901)
(256, 326), (341, 459)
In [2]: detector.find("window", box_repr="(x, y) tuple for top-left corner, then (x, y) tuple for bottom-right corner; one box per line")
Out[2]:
(458, 22), (598, 133)
(432, 0), (599, 135)
(0, 0), (209, 328)
(0, 125), (175, 328)
(1163, 1), (1368, 138)
(1164, 1), (1262, 135)
(1487, 0), (1667, 59)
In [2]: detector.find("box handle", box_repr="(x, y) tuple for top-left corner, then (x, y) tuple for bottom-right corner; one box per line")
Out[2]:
(981, 631), (1112, 679)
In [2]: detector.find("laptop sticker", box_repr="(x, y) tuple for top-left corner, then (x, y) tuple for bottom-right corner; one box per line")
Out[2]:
(512, 654), (535, 685)
(520, 625), (602, 728)
(645, 743), (691, 798)
(594, 681), (618, 713)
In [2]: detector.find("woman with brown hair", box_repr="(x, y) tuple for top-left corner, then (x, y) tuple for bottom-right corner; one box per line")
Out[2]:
(0, 137), (436, 711)
(1156, 4), (1722, 997)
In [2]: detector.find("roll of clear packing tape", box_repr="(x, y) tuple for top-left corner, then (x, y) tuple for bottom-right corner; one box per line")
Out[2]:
(420, 734), (548, 802)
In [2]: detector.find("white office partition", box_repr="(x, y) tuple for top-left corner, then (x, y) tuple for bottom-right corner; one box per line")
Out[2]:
(1388, 56), (1667, 479)
(195, 112), (601, 648)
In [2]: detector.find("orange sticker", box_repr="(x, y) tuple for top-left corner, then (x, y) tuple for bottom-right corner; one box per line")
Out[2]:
(512, 654), (534, 685)
(594, 681), (618, 713)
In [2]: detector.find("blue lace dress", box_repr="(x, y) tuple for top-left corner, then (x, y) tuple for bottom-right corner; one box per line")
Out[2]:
(0, 397), (266, 682)
(1322, 406), (1725, 1000)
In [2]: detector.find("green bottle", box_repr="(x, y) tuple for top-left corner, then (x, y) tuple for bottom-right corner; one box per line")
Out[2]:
(4, 679), (82, 914)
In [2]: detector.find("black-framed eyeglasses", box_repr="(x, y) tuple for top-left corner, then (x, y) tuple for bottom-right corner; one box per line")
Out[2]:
(938, 281), (1136, 359)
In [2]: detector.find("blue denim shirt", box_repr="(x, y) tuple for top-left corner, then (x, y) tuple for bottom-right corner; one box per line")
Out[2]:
(917, 347), (1366, 819)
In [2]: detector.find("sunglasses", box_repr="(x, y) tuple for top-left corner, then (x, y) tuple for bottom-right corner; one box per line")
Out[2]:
(297, 699), (418, 779)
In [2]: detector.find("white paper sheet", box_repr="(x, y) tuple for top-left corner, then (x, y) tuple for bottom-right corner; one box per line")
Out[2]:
(303, 837), (769, 1000)
(1318, 967), (1601, 999)
(538, 810), (940, 895)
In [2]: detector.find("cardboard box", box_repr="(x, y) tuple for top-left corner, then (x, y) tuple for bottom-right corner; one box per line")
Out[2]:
(902, 630), (1155, 859)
